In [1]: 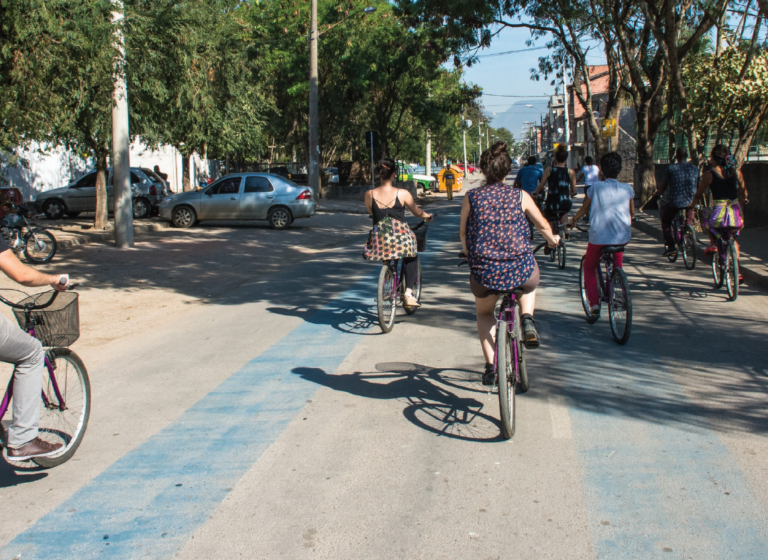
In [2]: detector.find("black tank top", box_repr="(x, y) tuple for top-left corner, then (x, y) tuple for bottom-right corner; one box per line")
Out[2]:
(547, 166), (571, 197)
(709, 169), (738, 200)
(371, 195), (405, 224)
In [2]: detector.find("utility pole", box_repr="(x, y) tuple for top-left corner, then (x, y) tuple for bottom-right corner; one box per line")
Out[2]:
(426, 130), (431, 176)
(486, 123), (490, 152)
(308, 0), (319, 199)
(111, 0), (133, 248)
(478, 122), (483, 159)
(462, 110), (468, 178)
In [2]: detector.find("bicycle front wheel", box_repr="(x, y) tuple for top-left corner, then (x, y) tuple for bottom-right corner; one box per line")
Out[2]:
(711, 247), (724, 289)
(497, 317), (516, 440)
(682, 225), (697, 270)
(23, 228), (57, 264)
(579, 256), (600, 324)
(33, 348), (91, 468)
(377, 265), (396, 332)
(608, 268), (632, 345)
(725, 241), (739, 301)
(404, 260), (422, 316)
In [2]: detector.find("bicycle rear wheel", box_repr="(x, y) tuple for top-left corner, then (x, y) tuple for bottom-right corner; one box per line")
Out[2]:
(579, 256), (600, 324)
(404, 260), (422, 316)
(496, 318), (515, 440)
(32, 348), (90, 468)
(725, 241), (739, 301)
(557, 225), (566, 269)
(711, 247), (724, 289)
(608, 268), (632, 345)
(682, 225), (697, 270)
(377, 265), (396, 332)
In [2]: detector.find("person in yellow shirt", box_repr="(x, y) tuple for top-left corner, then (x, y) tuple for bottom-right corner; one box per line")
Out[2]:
(444, 163), (456, 201)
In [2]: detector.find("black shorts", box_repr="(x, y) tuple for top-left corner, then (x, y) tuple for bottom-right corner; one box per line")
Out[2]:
(469, 263), (540, 299)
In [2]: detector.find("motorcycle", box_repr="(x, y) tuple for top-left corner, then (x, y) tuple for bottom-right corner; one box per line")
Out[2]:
(0, 202), (57, 264)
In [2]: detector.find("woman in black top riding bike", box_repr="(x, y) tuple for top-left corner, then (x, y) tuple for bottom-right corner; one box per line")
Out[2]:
(693, 144), (747, 281)
(533, 144), (577, 244)
(364, 158), (432, 307)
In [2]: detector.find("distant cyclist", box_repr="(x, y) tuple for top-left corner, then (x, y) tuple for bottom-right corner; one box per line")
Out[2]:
(533, 144), (577, 244)
(578, 156), (600, 198)
(0, 242), (70, 460)
(460, 142), (559, 385)
(364, 158), (432, 308)
(657, 147), (699, 258)
(692, 144), (747, 281)
(569, 152), (634, 316)
(514, 156), (543, 196)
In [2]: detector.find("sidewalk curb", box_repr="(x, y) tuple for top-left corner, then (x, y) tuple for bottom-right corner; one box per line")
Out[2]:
(53, 221), (171, 249)
(632, 216), (768, 293)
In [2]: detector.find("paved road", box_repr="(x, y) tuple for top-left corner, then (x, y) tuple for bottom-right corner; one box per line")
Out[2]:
(1, 176), (768, 559)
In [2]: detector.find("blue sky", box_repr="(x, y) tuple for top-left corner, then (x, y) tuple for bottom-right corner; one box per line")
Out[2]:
(462, 24), (605, 141)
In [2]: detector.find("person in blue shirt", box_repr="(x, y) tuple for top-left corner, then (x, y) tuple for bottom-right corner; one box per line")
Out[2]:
(514, 156), (543, 195)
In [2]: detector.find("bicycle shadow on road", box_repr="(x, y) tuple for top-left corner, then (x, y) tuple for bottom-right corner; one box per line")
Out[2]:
(292, 363), (509, 443)
(0, 459), (48, 488)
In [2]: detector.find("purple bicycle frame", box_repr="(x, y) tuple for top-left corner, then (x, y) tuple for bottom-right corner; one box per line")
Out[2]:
(0, 325), (67, 425)
(492, 294), (520, 384)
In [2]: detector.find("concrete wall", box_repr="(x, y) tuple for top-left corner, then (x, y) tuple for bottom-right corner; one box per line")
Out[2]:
(2, 141), (221, 198)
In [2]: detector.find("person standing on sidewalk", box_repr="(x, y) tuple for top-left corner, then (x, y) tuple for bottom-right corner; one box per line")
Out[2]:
(0, 242), (70, 460)
(657, 147), (699, 258)
(443, 163), (456, 201)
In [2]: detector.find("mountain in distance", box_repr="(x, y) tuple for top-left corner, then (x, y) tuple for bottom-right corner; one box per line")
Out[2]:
(489, 99), (551, 144)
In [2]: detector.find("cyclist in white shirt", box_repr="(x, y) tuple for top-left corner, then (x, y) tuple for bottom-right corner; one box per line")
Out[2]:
(579, 156), (601, 197)
(569, 152), (634, 316)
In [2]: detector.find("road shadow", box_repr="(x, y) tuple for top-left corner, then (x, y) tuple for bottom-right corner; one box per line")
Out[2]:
(293, 363), (511, 443)
(0, 459), (48, 488)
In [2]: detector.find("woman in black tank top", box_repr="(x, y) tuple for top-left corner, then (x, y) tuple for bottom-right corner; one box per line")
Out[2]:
(364, 158), (433, 307)
(532, 145), (576, 227)
(693, 144), (747, 268)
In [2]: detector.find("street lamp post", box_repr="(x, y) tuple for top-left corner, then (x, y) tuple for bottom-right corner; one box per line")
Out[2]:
(308, 4), (375, 198)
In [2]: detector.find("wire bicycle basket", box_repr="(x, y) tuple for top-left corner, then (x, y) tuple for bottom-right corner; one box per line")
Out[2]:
(13, 291), (80, 347)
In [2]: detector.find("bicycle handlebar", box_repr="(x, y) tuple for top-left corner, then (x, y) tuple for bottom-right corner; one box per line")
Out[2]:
(0, 283), (78, 311)
(411, 212), (438, 231)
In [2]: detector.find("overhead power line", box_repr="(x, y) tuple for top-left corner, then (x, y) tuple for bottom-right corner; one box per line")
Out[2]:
(474, 46), (549, 58)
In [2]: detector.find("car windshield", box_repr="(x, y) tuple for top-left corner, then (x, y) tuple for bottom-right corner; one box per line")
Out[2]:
(141, 168), (164, 183)
(272, 175), (299, 189)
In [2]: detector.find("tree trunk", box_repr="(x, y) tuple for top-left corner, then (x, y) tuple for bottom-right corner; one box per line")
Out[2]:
(94, 151), (109, 230)
(181, 155), (191, 191)
(733, 100), (768, 166)
(759, 0), (768, 20)
(635, 105), (658, 205)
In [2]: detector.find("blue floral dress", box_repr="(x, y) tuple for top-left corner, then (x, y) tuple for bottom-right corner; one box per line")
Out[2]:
(467, 184), (535, 291)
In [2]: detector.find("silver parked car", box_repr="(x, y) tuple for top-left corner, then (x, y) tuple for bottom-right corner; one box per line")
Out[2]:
(158, 173), (317, 229)
(35, 167), (169, 220)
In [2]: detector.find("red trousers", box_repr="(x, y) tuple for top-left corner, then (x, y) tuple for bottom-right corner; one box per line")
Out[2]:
(584, 243), (625, 307)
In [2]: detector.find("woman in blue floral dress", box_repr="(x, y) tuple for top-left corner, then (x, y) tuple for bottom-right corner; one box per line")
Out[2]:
(460, 142), (559, 385)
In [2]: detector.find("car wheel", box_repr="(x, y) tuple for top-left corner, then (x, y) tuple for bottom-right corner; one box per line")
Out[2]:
(133, 198), (151, 219)
(43, 200), (67, 220)
(171, 206), (196, 228)
(268, 207), (293, 230)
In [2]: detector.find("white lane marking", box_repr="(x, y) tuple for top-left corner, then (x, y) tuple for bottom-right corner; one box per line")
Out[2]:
(549, 398), (573, 439)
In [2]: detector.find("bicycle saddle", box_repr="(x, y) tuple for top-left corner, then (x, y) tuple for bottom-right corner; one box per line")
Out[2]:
(600, 245), (625, 254)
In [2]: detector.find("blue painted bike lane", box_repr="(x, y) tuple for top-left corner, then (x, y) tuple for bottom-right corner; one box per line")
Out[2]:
(0, 209), (459, 560)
